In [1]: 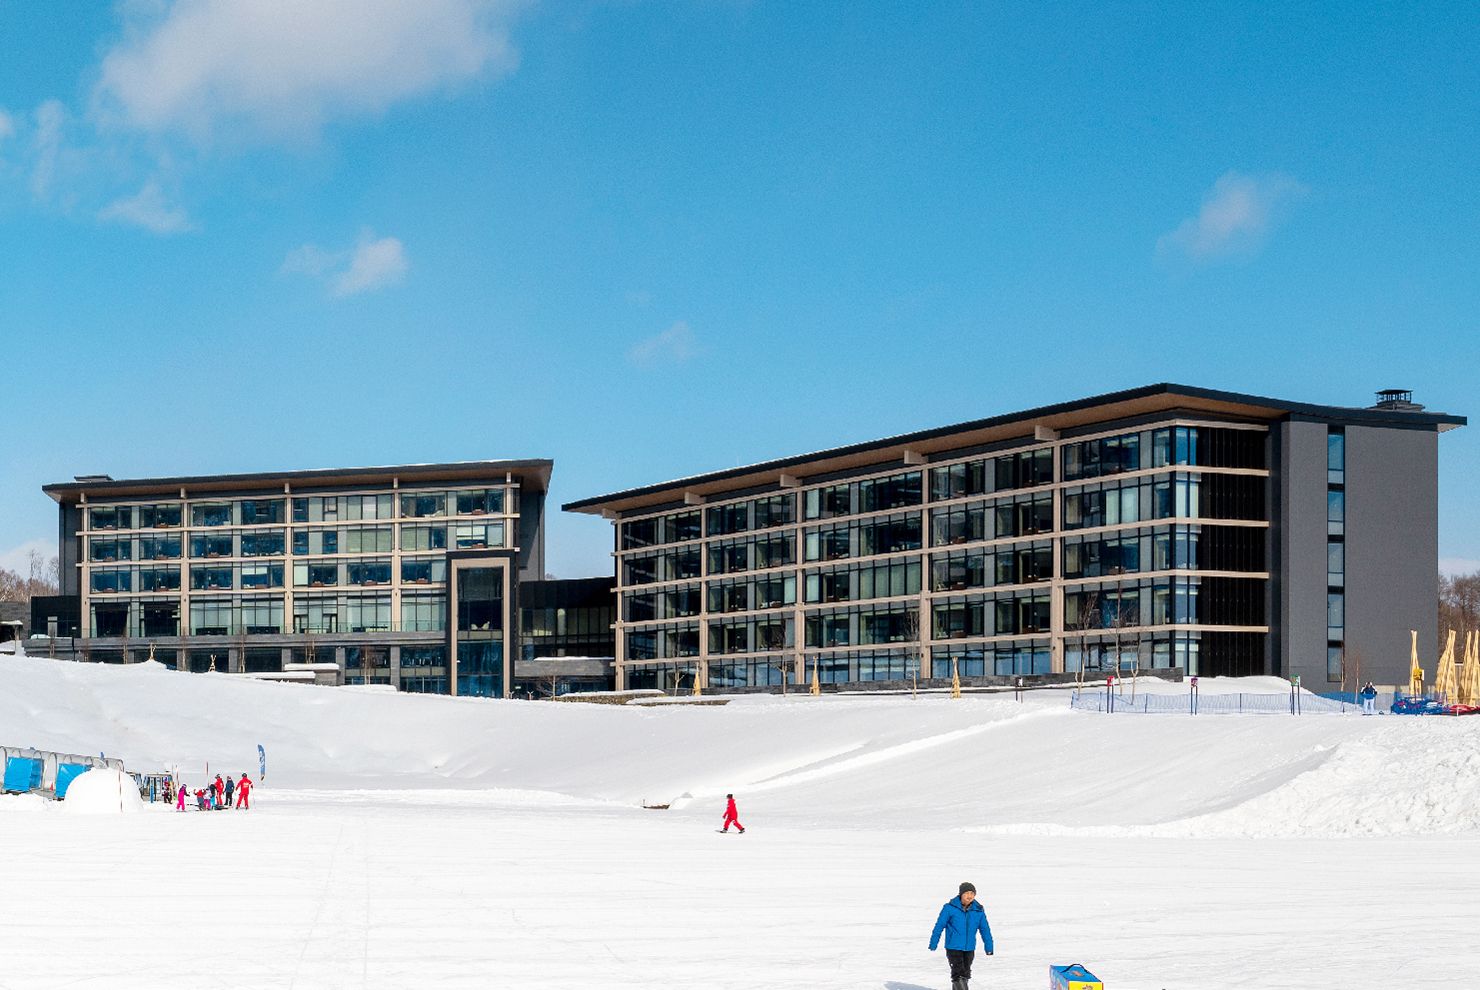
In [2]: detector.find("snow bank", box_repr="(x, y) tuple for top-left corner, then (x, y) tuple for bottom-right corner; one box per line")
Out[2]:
(61, 767), (146, 815)
(3, 653), (1479, 837)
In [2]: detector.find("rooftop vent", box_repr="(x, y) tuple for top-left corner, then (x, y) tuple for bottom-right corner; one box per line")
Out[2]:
(1370, 389), (1425, 412)
(73, 474), (113, 483)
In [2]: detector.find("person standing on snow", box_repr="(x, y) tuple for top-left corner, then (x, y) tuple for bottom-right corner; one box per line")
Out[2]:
(223, 774), (234, 808)
(720, 793), (745, 833)
(175, 781), (187, 812)
(1360, 681), (1378, 715)
(214, 774), (225, 808)
(236, 773), (252, 810)
(929, 881), (994, 990)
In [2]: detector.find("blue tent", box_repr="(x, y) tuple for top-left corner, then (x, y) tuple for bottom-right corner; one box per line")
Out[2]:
(3, 755), (43, 793)
(54, 763), (92, 799)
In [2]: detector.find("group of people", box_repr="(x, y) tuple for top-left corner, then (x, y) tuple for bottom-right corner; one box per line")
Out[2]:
(166, 772), (254, 811)
(720, 795), (995, 989)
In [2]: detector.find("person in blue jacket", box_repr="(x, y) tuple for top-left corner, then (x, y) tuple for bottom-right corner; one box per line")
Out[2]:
(929, 881), (993, 990)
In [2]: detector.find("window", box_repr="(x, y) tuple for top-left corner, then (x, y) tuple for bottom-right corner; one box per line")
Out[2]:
(1328, 541), (1345, 587)
(456, 489), (504, 515)
(239, 499), (285, 525)
(402, 525), (447, 551)
(240, 564), (284, 590)
(804, 483), (852, 520)
(89, 506), (133, 531)
(1327, 490), (1345, 536)
(139, 567), (181, 592)
(401, 492), (446, 518)
(1328, 430), (1345, 485)
(622, 518), (659, 550)
(89, 538), (132, 562)
(453, 522), (504, 549)
(859, 472), (922, 512)
(344, 528), (394, 554)
(753, 494), (795, 529)
(191, 503), (232, 527)
(90, 568), (132, 593)
(190, 600), (235, 636)
(401, 558), (447, 585)
(190, 565), (233, 591)
(706, 502), (750, 537)
(299, 562), (338, 587)
(931, 460), (988, 501)
(347, 596), (392, 633)
(139, 504), (182, 528)
(190, 533), (234, 559)
(240, 600), (284, 635)
(1327, 592), (1345, 640)
(241, 531), (285, 557)
(1328, 644), (1344, 683)
(666, 511), (702, 543)
(343, 494), (394, 521)
(348, 560), (392, 586)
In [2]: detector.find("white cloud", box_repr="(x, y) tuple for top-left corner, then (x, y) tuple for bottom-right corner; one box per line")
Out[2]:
(97, 179), (192, 233)
(332, 234), (408, 297)
(629, 321), (699, 366)
(282, 230), (408, 297)
(0, 539), (55, 576)
(30, 100), (67, 199)
(92, 0), (520, 144)
(1157, 171), (1307, 262)
(1440, 558), (1480, 578)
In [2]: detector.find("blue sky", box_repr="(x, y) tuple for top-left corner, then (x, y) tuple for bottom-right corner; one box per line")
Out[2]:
(1, 1), (1478, 578)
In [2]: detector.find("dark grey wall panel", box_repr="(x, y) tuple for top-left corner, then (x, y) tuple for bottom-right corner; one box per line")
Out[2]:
(1278, 420), (1330, 686)
(1346, 425), (1438, 686)
(518, 490), (547, 581)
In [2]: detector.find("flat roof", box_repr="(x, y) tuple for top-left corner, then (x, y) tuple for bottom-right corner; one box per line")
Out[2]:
(564, 382), (1464, 516)
(45, 459), (554, 504)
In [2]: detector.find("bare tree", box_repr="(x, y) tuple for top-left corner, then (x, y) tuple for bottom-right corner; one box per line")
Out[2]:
(1439, 571), (1480, 651)
(903, 608), (923, 699)
(1065, 589), (1102, 688)
(0, 551), (61, 605)
(760, 624), (791, 696)
(1106, 584), (1142, 699)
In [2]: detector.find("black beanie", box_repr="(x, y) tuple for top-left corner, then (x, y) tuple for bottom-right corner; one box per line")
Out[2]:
(959, 882), (976, 896)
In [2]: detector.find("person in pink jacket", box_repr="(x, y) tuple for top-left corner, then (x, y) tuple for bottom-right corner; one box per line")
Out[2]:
(175, 781), (187, 811)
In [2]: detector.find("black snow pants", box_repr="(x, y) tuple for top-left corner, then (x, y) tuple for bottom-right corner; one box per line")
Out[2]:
(946, 948), (975, 984)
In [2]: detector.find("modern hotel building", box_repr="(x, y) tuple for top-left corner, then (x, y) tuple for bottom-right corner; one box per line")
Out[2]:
(42, 460), (552, 696)
(564, 385), (1463, 692)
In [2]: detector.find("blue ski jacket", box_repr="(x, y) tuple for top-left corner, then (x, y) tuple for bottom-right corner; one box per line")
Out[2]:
(929, 896), (994, 953)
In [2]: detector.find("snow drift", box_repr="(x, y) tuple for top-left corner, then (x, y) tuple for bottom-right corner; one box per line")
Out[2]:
(2, 653), (1478, 837)
(61, 767), (145, 815)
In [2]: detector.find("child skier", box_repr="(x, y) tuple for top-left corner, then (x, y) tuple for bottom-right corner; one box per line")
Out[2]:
(236, 773), (252, 810)
(929, 881), (994, 990)
(721, 793), (745, 833)
(175, 781), (187, 811)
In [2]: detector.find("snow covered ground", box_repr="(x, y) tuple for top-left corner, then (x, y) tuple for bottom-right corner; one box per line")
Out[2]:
(2, 655), (1477, 988)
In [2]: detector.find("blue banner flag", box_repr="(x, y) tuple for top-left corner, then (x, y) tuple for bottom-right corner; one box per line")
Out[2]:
(257, 744), (266, 782)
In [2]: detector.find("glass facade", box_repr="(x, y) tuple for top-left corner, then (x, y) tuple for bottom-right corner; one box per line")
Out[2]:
(610, 421), (1273, 688)
(71, 472), (532, 697)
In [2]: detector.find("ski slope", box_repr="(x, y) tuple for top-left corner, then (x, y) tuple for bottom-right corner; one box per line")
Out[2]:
(2, 654), (1478, 989)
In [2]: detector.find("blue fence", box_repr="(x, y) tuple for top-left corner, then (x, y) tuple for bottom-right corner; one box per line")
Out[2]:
(1069, 688), (1377, 715)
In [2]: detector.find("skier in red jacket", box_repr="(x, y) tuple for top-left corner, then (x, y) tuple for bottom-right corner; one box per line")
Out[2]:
(235, 773), (253, 809)
(721, 793), (745, 833)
